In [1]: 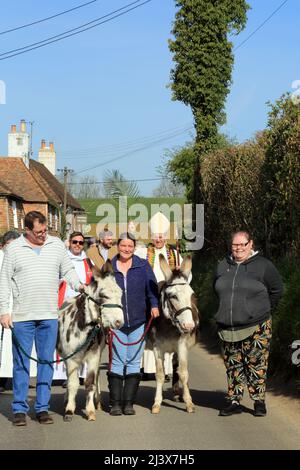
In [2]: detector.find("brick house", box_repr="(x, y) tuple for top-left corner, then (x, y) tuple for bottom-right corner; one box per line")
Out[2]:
(0, 121), (85, 237)
(0, 181), (25, 233)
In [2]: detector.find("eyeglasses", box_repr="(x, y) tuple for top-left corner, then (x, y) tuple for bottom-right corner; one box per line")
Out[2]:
(32, 229), (47, 237)
(71, 240), (84, 246)
(232, 241), (250, 248)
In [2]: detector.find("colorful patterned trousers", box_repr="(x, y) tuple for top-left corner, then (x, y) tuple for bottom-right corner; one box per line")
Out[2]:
(222, 319), (272, 402)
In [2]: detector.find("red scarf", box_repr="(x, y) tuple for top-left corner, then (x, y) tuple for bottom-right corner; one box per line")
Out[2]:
(58, 259), (93, 308)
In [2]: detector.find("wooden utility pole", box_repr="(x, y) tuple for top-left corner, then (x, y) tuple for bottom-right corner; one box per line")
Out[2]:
(57, 167), (73, 219)
(57, 167), (73, 239)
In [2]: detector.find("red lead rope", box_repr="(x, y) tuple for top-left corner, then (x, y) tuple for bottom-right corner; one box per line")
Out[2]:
(106, 316), (154, 373)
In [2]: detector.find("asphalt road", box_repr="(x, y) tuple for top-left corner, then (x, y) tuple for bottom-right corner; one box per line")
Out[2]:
(1, 340), (300, 450)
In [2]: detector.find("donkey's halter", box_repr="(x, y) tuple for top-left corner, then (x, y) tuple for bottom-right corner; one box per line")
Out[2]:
(163, 282), (193, 322)
(84, 293), (123, 325)
(85, 293), (122, 311)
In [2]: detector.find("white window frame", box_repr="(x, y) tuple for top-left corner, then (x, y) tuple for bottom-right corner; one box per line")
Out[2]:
(54, 209), (58, 231)
(11, 200), (18, 228)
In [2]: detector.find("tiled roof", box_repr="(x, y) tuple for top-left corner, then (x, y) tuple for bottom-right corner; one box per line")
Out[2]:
(0, 178), (22, 199)
(29, 159), (83, 210)
(0, 157), (48, 202)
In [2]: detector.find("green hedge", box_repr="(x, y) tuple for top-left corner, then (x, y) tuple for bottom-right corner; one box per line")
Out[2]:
(269, 260), (300, 377)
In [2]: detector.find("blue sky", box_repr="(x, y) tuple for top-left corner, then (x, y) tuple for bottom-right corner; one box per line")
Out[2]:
(0, 0), (298, 195)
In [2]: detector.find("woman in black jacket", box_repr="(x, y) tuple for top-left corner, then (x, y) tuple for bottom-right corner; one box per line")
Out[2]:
(214, 230), (283, 417)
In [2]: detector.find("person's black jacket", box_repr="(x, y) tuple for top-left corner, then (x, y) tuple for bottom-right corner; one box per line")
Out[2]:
(213, 253), (283, 329)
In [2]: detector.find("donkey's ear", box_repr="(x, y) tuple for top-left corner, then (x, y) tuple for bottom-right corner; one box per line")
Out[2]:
(159, 254), (173, 282)
(101, 259), (114, 276)
(179, 255), (192, 280)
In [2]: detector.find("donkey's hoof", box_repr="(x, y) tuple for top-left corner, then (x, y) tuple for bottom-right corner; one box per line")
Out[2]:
(186, 404), (195, 413)
(87, 412), (96, 421)
(151, 405), (161, 414)
(63, 412), (73, 422)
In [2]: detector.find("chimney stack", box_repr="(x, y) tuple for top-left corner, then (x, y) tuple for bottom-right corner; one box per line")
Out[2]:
(38, 139), (56, 175)
(20, 119), (26, 133)
(8, 120), (30, 168)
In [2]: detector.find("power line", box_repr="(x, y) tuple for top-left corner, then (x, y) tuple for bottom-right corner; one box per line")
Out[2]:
(0, 0), (152, 61)
(234, 0), (289, 51)
(58, 122), (193, 155)
(0, 0), (99, 35)
(58, 122), (194, 159)
(73, 126), (193, 176)
(0, 0), (141, 57)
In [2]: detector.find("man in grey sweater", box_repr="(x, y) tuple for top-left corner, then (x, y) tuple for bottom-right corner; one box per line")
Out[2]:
(0, 211), (83, 426)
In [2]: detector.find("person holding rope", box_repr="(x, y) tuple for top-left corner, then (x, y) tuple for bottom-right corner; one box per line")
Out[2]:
(0, 231), (33, 393)
(54, 231), (94, 387)
(0, 211), (83, 426)
(108, 232), (159, 416)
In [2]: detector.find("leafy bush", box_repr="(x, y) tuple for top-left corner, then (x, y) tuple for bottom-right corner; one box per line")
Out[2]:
(269, 260), (300, 378)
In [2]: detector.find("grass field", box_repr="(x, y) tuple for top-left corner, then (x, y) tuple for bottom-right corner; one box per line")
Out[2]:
(79, 197), (186, 223)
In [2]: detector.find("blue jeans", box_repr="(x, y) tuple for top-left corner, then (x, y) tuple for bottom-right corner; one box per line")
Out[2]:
(111, 324), (146, 376)
(12, 319), (58, 414)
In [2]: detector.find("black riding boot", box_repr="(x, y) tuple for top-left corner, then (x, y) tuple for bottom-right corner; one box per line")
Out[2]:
(107, 372), (123, 416)
(123, 373), (141, 415)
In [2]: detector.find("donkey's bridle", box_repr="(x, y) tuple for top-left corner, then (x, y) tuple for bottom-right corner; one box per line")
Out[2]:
(163, 282), (193, 319)
(84, 293), (123, 325)
(85, 293), (122, 311)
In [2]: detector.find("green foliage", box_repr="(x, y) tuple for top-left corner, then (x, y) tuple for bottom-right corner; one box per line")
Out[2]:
(268, 260), (300, 378)
(262, 94), (300, 258)
(170, 0), (249, 137)
(166, 143), (196, 200)
(201, 132), (267, 256)
(192, 256), (218, 324)
(169, 0), (249, 201)
(165, 133), (236, 200)
(103, 169), (140, 198)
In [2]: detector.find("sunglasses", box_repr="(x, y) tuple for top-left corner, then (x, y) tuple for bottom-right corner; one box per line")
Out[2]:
(71, 240), (84, 246)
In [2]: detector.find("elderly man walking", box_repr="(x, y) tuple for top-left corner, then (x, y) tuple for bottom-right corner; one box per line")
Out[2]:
(0, 211), (82, 426)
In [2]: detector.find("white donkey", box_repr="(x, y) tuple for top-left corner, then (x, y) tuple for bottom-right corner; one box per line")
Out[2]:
(146, 255), (200, 414)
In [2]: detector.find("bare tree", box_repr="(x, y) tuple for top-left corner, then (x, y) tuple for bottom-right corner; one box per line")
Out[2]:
(72, 175), (102, 199)
(152, 178), (185, 197)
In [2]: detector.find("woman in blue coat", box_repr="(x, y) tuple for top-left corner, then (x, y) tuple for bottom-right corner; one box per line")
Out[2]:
(108, 232), (159, 416)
